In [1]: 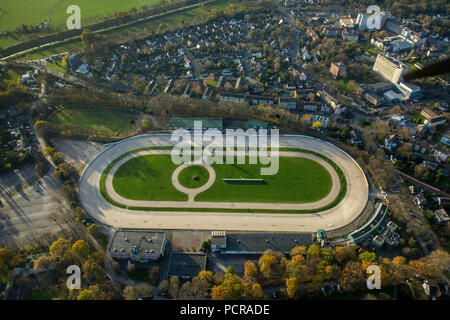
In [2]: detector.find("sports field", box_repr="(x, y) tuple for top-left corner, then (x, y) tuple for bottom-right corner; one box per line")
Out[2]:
(48, 106), (140, 137)
(113, 154), (188, 201)
(111, 154), (333, 203)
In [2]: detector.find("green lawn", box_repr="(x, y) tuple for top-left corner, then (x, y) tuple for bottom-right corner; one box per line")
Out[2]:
(0, 0), (167, 49)
(0, 67), (22, 89)
(127, 267), (151, 283)
(112, 155), (333, 203)
(48, 106), (139, 137)
(112, 154), (188, 201)
(178, 165), (210, 189)
(196, 157), (333, 203)
(46, 60), (66, 73)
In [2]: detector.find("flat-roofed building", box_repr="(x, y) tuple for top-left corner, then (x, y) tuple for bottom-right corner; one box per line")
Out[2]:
(217, 233), (313, 254)
(167, 253), (207, 279)
(397, 82), (421, 99)
(372, 235), (385, 248)
(211, 231), (227, 252)
(109, 230), (167, 263)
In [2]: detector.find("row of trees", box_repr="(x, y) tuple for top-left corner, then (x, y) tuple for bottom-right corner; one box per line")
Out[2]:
(155, 244), (450, 300)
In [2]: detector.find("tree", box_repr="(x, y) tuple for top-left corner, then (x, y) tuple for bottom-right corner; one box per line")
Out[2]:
(244, 261), (258, 280)
(159, 280), (169, 295)
(82, 255), (105, 282)
(258, 250), (283, 280)
(123, 283), (153, 300)
(127, 263), (136, 273)
(312, 121), (322, 129)
(198, 270), (214, 285)
(0, 247), (22, 281)
(49, 238), (73, 262)
(148, 266), (160, 284)
(168, 276), (180, 298)
(211, 272), (243, 300)
(358, 251), (376, 264)
(72, 240), (91, 258)
(81, 28), (97, 49)
(306, 244), (321, 259)
(77, 289), (93, 300)
(290, 246), (307, 257)
(286, 278), (299, 298)
(341, 261), (365, 291)
(392, 256), (406, 265)
(201, 240), (211, 254)
(87, 224), (102, 238)
(179, 277), (210, 299)
(242, 281), (263, 299)
(33, 256), (52, 271)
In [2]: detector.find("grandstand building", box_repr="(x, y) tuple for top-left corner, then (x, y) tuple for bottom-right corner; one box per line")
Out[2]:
(348, 202), (388, 244)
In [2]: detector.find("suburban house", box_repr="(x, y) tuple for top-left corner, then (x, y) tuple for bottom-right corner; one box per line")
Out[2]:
(433, 209), (450, 225)
(219, 92), (247, 103)
(384, 134), (398, 151)
(278, 97), (297, 110)
(440, 130), (450, 146)
(329, 62), (347, 78)
(250, 95), (275, 105)
(351, 129), (363, 144)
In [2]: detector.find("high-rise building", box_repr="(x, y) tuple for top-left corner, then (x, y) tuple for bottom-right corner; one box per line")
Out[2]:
(372, 54), (407, 84)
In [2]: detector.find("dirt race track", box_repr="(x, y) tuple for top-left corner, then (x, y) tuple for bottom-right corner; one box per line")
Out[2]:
(79, 134), (369, 232)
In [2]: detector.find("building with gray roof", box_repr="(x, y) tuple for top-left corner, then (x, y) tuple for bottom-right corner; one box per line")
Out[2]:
(167, 253), (207, 279)
(109, 230), (167, 263)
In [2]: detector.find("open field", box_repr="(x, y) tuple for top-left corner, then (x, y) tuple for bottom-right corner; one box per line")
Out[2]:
(0, 0), (169, 49)
(196, 157), (332, 203)
(48, 106), (140, 137)
(111, 154), (332, 203)
(113, 154), (188, 201)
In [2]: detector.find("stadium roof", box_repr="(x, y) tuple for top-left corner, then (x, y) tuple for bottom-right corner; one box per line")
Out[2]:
(348, 203), (388, 243)
(223, 233), (313, 254)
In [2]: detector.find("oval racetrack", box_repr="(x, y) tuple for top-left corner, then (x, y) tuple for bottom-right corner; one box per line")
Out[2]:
(79, 134), (369, 232)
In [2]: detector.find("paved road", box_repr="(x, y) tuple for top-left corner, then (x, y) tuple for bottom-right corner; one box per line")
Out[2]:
(79, 134), (369, 233)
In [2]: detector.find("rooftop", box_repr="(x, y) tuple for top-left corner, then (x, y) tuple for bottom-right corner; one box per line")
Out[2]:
(223, 233), (313, 254)
(109, 230), (166, 257)
(167, 253), (207, 278)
